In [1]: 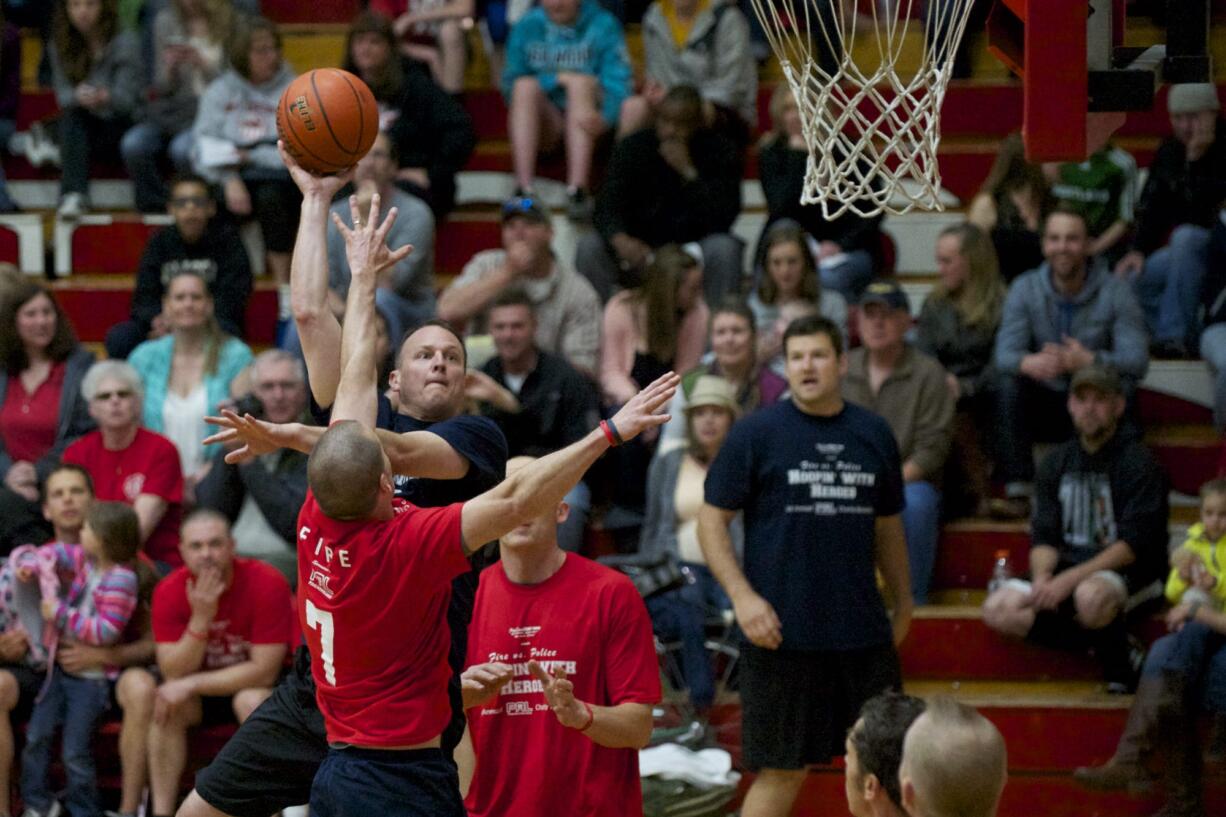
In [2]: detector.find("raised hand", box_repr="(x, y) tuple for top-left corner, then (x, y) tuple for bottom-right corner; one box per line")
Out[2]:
(278, 140), (355, 198)
(461, 662), (514, 709)
(330, 192), (413, 283)
(527, 660), (589, 730)
(203, 409), (287, 464)
(607, 372), (680, 443)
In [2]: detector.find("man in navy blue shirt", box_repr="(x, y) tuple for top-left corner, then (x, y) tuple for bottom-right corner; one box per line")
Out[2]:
(699, 313), (912, 817)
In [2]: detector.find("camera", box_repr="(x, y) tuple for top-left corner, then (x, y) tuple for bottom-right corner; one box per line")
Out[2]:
(232, 393), (264, 420)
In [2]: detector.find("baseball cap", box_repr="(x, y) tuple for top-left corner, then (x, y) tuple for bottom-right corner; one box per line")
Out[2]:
(684, 375), (740, 417)
(858, 279), (910, 314)
(1168, 83), (1221, 116)
(1070, 364), (1123, 396)
(501, 195), (550, 224)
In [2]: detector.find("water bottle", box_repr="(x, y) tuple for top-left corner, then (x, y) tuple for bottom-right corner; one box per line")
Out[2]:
(987, 549), (1012, 594)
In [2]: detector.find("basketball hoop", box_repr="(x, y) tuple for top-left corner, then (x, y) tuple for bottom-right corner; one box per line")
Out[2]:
(749, 0), (977, 218)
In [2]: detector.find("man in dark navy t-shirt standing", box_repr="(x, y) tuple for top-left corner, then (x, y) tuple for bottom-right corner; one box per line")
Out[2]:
(699, 313), (913, 817)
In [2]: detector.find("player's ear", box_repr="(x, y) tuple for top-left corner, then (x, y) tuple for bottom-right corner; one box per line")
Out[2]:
(379, 472), (394, 496)
(863, 772), (882, 801)
(555, 502), (569, 524)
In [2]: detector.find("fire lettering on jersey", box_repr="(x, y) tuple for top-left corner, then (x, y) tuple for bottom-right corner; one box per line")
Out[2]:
(310, 536), (352, 568)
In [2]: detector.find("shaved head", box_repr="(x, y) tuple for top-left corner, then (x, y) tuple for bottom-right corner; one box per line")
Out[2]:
(307, 421), (389, 520)
(900, 698), (1007, 817)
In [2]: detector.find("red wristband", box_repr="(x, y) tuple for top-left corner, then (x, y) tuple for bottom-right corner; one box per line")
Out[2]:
(599, 420), (619, 447)
(576, 700), (595, 732)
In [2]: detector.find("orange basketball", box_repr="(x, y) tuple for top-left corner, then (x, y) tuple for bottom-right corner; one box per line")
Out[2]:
(277, 69), (379, 176)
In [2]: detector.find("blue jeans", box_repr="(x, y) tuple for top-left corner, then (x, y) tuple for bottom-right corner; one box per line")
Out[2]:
(902, 481), (941, 605)
(20, 668), (111, 817)
(120, 122), (195, 212)
(819, 248), (874, 301)
(1201, 323), (1226, 432)
(1134, 224), (1210, 345)
(1143, 622), (1226, 713)
(647, 563), (731, 710)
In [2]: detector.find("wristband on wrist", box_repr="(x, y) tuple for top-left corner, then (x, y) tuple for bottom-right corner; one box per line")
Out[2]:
(576, 700), (595, 732)
(599, 420), (624, 447)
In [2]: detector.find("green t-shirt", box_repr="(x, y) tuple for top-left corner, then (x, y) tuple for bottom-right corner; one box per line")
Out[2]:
(1052, 145), (1139, 238)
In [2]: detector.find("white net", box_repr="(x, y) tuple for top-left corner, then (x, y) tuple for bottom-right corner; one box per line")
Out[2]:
(748, 0), (977, 218)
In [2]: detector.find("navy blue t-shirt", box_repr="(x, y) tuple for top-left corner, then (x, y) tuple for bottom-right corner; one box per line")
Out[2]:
(705, 400), (904, 651)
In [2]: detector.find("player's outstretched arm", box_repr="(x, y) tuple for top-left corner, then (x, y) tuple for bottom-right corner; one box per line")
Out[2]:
(281, 141), (354, 408)
(330, 193), (412, 426)
(460, 372), (679, 552)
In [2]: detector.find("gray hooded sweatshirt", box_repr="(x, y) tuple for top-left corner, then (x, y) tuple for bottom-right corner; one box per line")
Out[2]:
(191, 62), (297, 183)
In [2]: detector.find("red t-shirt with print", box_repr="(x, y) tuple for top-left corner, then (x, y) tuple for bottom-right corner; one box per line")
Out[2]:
(151, 557), (297, 668)
(465, 554), (661, 817)
(63, 428), (184, 566)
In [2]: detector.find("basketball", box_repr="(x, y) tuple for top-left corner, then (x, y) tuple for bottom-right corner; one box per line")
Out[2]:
(277, 68), (379, 176)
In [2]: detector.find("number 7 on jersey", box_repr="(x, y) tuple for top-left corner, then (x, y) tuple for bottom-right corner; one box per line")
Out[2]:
(305, 600), (336, 685)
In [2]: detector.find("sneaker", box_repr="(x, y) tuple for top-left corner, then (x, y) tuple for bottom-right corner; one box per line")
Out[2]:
(21, 801), (63, 817)
(25, 122), (60, 168)
(57, 192), (88, 220)
(566, 187), (594, 222)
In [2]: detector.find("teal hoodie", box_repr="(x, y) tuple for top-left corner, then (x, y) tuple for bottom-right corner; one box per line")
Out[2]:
(502, 0), (632, 126)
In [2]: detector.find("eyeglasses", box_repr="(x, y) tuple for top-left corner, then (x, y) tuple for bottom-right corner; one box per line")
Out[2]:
(170, 195), (210, 209)
(93, 390), (133, 401)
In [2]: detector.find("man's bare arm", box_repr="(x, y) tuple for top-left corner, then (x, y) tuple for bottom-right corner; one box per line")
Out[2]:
(179, 643), (287, 696)
(874, 514), (913, 646)
(698, 503), (782, 649)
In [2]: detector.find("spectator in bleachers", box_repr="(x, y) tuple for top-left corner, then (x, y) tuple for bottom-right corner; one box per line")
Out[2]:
(128, 269), (253, 499)
(1047, 142), (1138, 266)
(1074, 477), (1226, 806)
(843, 280), (955, 605)
(343, 11), (476, 218)
(105, 173), (253, 360)
(191, 15), (297, 323)
(145, 508), (292, 817)
(1116, 83), (1226, 359)
(699, 313), (911, 817)
(844, 692), (927, 817)
(471, 288), (600, 552)
(992, 207), (1148, 510)
(0, 463), (91, 817)
(325, 131), (435, 350)
(121, 0), (235, 213)
(982, 365), (1169, 691)
(18, 501), (141, 817)
(63, 360), (185, 571)
(503, 0), (632, 220)
(0, 10), (19, 213)
(914, 223), (1005, 518)
(898, 697), (1007, 817)
(50, 0), (145, 219)
(579, 85), (743, 305)
(438, 195), (602, 376)
(749, 222), (848, 375)
(656, 297), (786, 456)
(601, 244), (707, 519)
(368, 0), (473, 95)
(757, 85), (882, 300)
(968, 132), (1053, 283)
(0, 282), (94, 549)
(1204, 210), (1226, 433)
(617, 0), (756, 144)
(195, 349), (307, 583)
(639, 374), (738, 714)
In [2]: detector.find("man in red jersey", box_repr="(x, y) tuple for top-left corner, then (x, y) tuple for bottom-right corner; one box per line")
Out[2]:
(297, 194), (678, 817)
(460, 455), (660, 817)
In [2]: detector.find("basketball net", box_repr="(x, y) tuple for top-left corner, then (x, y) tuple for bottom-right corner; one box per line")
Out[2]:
(749, 0), (976, 217)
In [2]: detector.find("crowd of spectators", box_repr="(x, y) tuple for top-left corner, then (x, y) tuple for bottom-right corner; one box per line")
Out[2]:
(0, 0), (1224, 814)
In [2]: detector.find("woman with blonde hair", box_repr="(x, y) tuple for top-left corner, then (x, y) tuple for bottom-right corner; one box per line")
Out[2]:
(128, 270), (252, 497)
(916, 222), (1008, 517)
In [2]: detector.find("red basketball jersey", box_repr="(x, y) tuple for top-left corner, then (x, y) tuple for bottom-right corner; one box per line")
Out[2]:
(296, 491), (469, 746)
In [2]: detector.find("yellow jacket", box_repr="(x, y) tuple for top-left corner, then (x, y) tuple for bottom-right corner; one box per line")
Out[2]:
(1165, 523), (1226, 608)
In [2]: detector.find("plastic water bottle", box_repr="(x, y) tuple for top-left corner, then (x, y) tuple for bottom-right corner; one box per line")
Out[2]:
(987, 549), (1012, 594)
